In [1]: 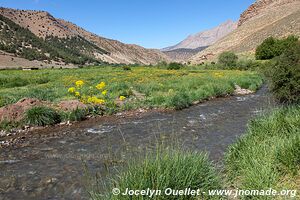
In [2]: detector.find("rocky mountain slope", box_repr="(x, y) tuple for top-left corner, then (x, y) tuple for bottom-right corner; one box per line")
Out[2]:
(162, 46), (208, 62)
(57, 19), (168, 65)
(190, 0), (300, 63)
(163, 20), (237, 51)
(0, 7), (168, 67)
(0, 13), (107, 67)
(161, 20), (237, 62)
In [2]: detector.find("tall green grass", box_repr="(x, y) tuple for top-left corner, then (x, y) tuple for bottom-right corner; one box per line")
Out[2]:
(225, 106), (300, 199)
(88, 148), (222, 200)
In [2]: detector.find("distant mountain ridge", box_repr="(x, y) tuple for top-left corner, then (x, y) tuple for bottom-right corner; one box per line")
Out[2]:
(162, 20), (237, 51)
(162, 46), (208, 62)
(0, 7), (168, 68)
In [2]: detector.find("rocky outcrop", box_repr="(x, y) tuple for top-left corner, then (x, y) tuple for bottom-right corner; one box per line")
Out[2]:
(234, 85), (254, 95)
(238, 0), (299, 27)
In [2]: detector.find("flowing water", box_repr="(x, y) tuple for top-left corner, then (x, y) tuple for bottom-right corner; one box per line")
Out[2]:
(0, 86), (273, 200)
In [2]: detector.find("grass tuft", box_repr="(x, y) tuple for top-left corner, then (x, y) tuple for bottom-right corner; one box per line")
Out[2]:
(24, 106), (61, 126)
(166, 91), (191, 110)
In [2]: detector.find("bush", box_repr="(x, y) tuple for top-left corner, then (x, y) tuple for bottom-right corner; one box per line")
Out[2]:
(90, 149), (221, 200)
(167, 91), (191, 110)
(167, 62), (183, 70)
(25, 106), (61, 126)
(267, 42), (300, 104)
(61, 108), (87, 122)
(255, 36), (298, 60)
(218, 51), (238, 69)
(122, 66), (131, 71)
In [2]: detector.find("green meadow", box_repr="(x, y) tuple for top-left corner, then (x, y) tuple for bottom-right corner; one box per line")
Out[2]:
(0, 66), (263, 110)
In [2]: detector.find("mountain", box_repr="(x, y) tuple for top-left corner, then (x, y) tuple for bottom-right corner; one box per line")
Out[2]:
(162, 20), (237, 51)
(162, 46), (208, 62)
(190, 0), (300, 63)
(0, 7), (168, 68)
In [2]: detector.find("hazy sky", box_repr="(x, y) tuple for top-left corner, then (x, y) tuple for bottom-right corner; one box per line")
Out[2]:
(0, 0), (255, 48)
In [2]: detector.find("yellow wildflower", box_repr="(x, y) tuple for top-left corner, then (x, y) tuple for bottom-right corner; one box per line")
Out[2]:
(75, 80), (84, 87)
(94, 98), (105, 104)
(102, 90), (107, 95)
(213, 72), (224, 78)
(68, 87), (75, 93)
(96, 82), (106, 90)
(87, 96), (105, 104)
(75, 92), (81, 97)
(119, 96), (126, 101)
(87, 96), (95, 103)
(80, 95), (88, 104)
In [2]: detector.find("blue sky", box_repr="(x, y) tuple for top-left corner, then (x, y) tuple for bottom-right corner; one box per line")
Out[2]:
(0, 0), (255, 48)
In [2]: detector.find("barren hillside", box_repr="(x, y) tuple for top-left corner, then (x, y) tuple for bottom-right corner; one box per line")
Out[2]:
(57, 19), (169, 65)
(190, 0), (300, 63)
(0, 7), (168, 67)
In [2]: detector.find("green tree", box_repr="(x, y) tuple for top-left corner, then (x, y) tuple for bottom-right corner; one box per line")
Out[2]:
(269, 42), (300, 104)
(167, 62), (183, 70)
(255, 37), (278, 60)
(218, 51), (238, 69)
(256, 36), (298, 60)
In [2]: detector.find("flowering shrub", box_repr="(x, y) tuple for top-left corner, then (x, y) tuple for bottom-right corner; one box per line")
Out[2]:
(68, 80), (127, 107)
(68, 80), (108, 105)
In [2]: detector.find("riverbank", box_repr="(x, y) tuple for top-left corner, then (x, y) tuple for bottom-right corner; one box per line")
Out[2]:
(0, 66), (263, 144)
(0, 85), (254, 148)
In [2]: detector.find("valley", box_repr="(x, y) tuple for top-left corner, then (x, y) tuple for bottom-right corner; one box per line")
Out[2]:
(0, 0), (300, 199)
